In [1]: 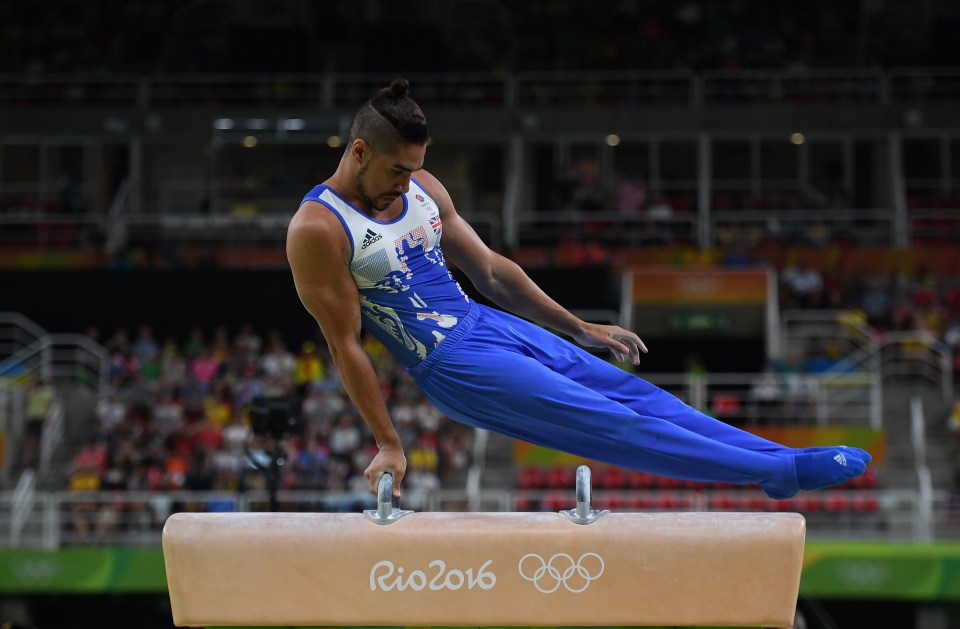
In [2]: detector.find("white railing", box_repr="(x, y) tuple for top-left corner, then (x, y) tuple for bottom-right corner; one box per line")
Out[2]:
(911, 396), (934, 542)
(640, 371), (879, 428)
(0, 313), (47, 363)
(465, 428), (490, 511)
(39, 398), (63, 475)
(0, 333), (109, 395)
(0, 487), (939, 548)
(0, 386), (25, 483)
(516, 210), (697, 247)
(103, 177), (132, 254)
(878, 330), (954, 403)
(8, 470), (35, 547)
(0, 314), (109, 482)
(713, 209), (897, 247)
(0, 68), (958, 109)
(781, 311), (953, 404)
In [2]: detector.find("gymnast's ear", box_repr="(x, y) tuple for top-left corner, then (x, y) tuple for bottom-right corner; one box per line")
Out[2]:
(349, 138), (371, 164)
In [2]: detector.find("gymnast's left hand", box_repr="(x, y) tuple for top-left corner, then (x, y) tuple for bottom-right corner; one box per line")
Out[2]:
(365, 444), (406, 497)
(573, 323), (648, 365)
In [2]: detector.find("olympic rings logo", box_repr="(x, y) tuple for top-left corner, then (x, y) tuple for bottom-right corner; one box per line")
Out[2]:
(517, 552), (605, 594)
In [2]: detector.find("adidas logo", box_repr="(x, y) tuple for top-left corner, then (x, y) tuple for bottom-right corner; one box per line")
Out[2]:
(833, 453), (847, 467)
(361, 228), (382, 249)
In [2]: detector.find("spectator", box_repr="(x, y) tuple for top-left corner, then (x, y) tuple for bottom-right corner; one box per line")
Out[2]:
(190, 347), (221, 393)
(22, 378), (55, 468)
(132, 325), (159, 365)
(294, 341), (325, 396)
(781, 262), (824, 309)
(328, 412), (363, 467)
(94, 391), (127, 434)
(234, 322), (262, 364)
(747, 365), (783, 423)
(261, 332), (296, 396)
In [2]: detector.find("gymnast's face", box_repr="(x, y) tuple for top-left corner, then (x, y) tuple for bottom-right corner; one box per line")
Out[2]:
(352, 140), (425, 213)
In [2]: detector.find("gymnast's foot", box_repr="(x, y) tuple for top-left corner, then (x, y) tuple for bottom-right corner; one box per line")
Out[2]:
(765, 449), (868, 499)
(798, 445), (872, 464)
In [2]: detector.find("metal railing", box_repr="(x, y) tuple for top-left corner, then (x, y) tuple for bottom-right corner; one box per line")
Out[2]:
(515, 210), (697, 248)
(0, 486), (941, 548)
(39, 398), (64, 476)
(911, 396), (934, 542)
(713, 209), (897, 247)
(1, 68), (958, 109)
(641, 371), (880, 429)
(877, 331), (954, 403)
(0, 313), (47, 364)
(0, 314), (109, 482)
(0, 334), (109, 393)
(781, 310), (954, 406)
(7, 470), (35, 547)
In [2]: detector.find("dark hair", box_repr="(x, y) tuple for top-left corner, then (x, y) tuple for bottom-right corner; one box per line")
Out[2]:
(347, 78), (429, 153)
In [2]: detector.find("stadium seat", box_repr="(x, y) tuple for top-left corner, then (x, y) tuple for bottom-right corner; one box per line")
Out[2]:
(544, 465), (575, 489)
(517, 466), (545, 489)
(708, 491), (736, 511)
(851, 467), (879, 490)
(794, 495), (822, 512)
(851, 493), (879, 513)
(597, 465), (627, 489)
(626, 471), (655, 489)
(541, 490), (571, 512)
(825, 492), (852, 512)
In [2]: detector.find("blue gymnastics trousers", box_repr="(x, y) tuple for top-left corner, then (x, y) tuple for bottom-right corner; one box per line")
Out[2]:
(408, 302), (801, 498)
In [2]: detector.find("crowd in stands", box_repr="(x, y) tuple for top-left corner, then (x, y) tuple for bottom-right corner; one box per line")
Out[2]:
(779, 263), (960, 371)
(1, 0), (955, 76)
(61, 324), (473, 542)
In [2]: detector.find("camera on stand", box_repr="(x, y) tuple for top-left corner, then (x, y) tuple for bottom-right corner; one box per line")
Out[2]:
(245, 396), (303, 511)
(248, 396), (303, 440)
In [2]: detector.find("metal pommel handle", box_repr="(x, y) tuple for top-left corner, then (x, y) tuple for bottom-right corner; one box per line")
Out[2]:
(364, 472), (414, 525)
(561, 465), (610, 525)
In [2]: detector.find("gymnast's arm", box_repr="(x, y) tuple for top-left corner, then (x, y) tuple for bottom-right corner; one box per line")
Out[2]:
(286, 201), (405, 496)
(415, 169), (647, 364)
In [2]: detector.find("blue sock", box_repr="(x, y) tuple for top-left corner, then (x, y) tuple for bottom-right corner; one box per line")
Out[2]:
(794, 450), (867, 492)
(799, 446), (872, 464)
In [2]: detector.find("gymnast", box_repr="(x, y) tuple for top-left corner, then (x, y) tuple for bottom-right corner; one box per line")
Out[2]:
(286, 78), (870, 501)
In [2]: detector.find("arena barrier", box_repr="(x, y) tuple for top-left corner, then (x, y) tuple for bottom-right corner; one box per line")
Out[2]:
(162, 466), (806, 628)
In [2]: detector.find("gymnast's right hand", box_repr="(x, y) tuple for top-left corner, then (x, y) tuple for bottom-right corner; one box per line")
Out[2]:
(365, 444), (406, 497)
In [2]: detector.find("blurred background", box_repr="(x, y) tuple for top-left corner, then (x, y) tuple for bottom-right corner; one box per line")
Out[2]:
(1, 0), (960, 627)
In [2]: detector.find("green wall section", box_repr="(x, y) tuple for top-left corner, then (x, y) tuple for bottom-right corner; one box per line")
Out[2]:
(802, 541), (960, 601)
(0, 548), (166, 593)
(1, 542), (960, 600)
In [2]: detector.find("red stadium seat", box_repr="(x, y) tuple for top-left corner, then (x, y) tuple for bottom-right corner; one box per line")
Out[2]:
(517, 466), (545, 489)
(769, 498), (793, 512)
(851, 467), (879, 490)
(825, 492), (852, 512)
(626, 471), (655, 489)
(742, 492), (769, 512)
(545, 466), (575, 489)
(541, 490), (571, 512)
(597, 466), (626, 489)
(595, 492), (626, 510)
(794, 495), (822, 512)
(852, 493), (879, 512)
(655, 475), (682, 489)
(708, 491), (736, 511)
(514, 494), (536, 511)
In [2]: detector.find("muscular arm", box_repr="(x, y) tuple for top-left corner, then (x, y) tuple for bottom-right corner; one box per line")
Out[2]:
(415, 170), (647, 364)
(286, 202), (405, 494)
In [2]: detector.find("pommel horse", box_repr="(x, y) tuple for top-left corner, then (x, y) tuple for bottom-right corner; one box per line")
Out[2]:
(162, 466), (805, 628)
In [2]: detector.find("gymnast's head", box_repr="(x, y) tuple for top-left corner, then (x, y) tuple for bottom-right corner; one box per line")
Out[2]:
(351, 78), (428, 147)
(345, 79), (429, 212)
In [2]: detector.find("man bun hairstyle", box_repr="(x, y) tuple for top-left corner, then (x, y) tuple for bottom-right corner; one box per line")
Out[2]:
(348, 78), (429, 153)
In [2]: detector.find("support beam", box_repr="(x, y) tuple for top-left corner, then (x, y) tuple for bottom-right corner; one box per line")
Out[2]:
(163, 511), (805, 628)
